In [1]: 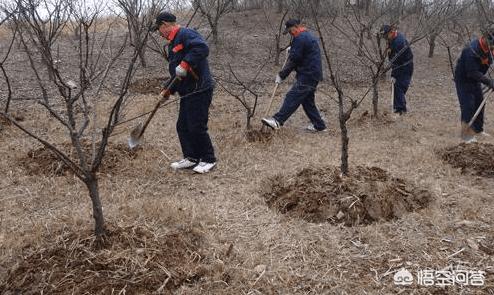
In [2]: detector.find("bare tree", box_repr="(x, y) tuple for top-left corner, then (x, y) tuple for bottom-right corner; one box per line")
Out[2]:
(262, 8), (288, 66)
(14, 0), (71, 81)
(0, 8), (16, 113)
(1, 0), (152, 237)
(311, 6), (371, 175)
(216, 57), (270, 130)
(193, 0), (234, 44)
(423, 0), (468, 58)
(116, 0), (164, 67)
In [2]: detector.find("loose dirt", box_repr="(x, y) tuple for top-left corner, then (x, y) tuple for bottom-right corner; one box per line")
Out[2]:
(245, 129), (274, 142)
(129, 77), (168, 95)
(17, 142), (143, 176)
(440, 142), (494, 177)
(262, 166), (432, 226)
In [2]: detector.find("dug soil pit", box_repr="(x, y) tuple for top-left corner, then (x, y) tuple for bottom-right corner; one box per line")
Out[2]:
(262, 166), (432, 226)
(440, 142), (494, 177)
(18, 142), (144, 176)
(0, 224), (218, 294)
(245, 129), (274, 143)
(129, 76), (168, 95)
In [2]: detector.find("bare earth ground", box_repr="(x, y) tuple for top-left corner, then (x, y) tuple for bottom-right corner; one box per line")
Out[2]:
(1, 15), (494, 295)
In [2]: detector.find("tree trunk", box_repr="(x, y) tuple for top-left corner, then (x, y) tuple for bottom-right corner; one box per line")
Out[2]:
(138, 45), (147, 68)
(372, 77), (379, 117)
(212, 24), (219, 44)
(428, 34), (437, 58)
(1, 65), (12, 113)
(357, 30), (364, 57)
(246, 109), (252, 130)
(339, 108), (349, 176)
(86, 176), (105, 237)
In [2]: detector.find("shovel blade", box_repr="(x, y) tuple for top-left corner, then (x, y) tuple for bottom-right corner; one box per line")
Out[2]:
(128, 122), (143, 149)
(461, 122), (476, 142)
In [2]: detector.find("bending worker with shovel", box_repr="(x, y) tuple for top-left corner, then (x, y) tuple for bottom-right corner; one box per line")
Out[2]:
(380, 24), (414, 117)
(261, 19), (327, 132)
(454, 25), (494, 143)
(151, 12), (216, 173)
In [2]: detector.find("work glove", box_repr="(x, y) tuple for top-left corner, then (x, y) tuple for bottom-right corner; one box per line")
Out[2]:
(159, 89), (171, 103)
(275, 74), (283, 84)
(175, 64), (188, 78)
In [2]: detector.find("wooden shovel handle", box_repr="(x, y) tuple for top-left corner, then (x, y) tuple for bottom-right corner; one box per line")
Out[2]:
(264, 83), (280, 117)
(138, 77), (180, 138)
(468, 91), (491, 127)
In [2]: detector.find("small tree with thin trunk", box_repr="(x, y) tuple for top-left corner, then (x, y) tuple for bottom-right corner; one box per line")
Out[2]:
(115, 0), (165, 68)
(0, 8), (16, 114)
(215, 55), (270, 130)
(262, 8), (288, 66)
(1, 0), (152, 238)
(311, 5), (371, 175)
(193, 0), (234, 44)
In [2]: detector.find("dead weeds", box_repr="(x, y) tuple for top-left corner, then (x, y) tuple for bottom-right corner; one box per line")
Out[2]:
(262, 166), (432, 226)
(0, 223), (212, 294)
(440, 142), (494, 177)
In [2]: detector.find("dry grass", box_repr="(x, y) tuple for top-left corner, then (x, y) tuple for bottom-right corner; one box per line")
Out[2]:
(1, 11), (494, 294)
(1, 223), (210, 294)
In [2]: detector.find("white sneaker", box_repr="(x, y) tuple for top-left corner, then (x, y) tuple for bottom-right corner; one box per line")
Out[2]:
(193, 162), (216, 174)
(170, 158), (197, 170)
(261, 117), (280, 130)
(305, 124), (327, 133)
(464, 137), (477, 144)
(477, 131), (491, 137)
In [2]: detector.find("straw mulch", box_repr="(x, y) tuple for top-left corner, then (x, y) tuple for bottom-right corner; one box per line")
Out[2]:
(0, 223), (215, 294)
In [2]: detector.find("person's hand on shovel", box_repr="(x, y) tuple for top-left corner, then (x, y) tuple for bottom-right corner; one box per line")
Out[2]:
(159, 88), (171, 104)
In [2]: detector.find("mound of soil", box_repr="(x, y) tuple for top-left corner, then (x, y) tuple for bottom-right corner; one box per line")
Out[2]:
(0, 224), (212, 294)
(440, 143), (494, 177)
(353, 110), (395, 126)
(18, 142), (142, 176)
(129, 77), (168, 95)
(262, 166), (432, 226)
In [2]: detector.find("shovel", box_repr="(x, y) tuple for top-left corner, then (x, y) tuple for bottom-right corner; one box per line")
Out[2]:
(261, 47), (290, 131)
(461, 90), (492, 141)
(390, 77), (395, 114)
(128, 76), (179, 149)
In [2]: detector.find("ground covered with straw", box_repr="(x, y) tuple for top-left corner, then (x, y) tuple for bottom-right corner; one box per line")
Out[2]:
(1, 10), (494, 294)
